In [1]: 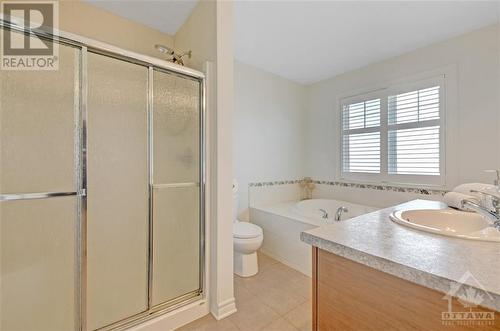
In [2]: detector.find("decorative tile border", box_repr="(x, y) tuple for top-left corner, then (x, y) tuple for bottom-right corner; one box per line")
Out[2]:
(248, 180), (301, 187)
(313, 180), (447, 196)
(248, 179), (447, 196)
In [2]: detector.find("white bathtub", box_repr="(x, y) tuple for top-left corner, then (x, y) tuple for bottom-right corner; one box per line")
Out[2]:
(291, 198), (376, 223)
(250, 199), (377, 276)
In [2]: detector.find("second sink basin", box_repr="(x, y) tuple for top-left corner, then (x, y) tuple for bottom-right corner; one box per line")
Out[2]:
(389, 208), (500, 242)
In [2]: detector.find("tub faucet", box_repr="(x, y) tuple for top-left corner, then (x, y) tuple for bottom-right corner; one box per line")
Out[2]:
(335, 206), (348, 221)
(319, 209), (328, 219)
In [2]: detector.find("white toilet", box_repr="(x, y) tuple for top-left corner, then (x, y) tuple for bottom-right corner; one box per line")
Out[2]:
(233, 182), (264, 277)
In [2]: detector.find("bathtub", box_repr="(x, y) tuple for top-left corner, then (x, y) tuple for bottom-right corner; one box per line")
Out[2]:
(250, 199), (377, 276)
(291, 198), (376, 223)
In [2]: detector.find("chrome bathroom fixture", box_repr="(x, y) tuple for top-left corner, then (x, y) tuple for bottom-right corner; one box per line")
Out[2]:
(319, 208), (328, 219)
(460, 170), (500, 230)
(155, 44), (192, 66)
(335, 206), (349, 221)
(462, 190), (500, 230)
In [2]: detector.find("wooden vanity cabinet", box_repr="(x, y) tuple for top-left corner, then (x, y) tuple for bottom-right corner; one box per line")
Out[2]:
(312, 247), (499, 331)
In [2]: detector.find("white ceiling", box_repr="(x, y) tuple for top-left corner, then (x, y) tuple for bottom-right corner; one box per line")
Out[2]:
(83, 0), (198, 35)
(234, 1), (500, 84)
(82, 1), (499, 84)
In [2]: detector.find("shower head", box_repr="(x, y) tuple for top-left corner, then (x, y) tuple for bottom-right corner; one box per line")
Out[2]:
(155, 44), (174, 55)
(154, 44), (191, 66)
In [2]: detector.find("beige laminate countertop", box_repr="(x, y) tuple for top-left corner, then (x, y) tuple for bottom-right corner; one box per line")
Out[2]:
(301, 199), (500, 311)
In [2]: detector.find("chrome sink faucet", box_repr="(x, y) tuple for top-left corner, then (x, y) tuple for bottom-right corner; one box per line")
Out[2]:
(462, 198), (500, 230)
(466, 190), (500, 230)
(461, 170), (500, 230)
(470, 190), (500, 214)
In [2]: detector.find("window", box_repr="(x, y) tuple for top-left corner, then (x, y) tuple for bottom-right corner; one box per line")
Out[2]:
(342, 99), (381, 174)
(340, 77), (444, 186)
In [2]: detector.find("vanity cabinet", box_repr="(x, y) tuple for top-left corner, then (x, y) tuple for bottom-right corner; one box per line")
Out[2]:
(312, 247), (499, 331)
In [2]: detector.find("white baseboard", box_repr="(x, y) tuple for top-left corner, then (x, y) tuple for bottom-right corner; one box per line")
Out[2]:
(211, 297), (237, 320)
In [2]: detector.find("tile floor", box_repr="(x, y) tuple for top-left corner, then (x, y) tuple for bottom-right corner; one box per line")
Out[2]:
(178, 252), (312, 331)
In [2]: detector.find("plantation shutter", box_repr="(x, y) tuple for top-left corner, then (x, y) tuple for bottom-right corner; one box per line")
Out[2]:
(341, 99), (381, 173)
(340, 77), (444, 185)
(387, 86), (441, 176)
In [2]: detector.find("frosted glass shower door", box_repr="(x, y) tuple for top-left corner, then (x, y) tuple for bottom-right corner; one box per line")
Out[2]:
(152, 69), (202, 306)
(0, 36), (79, 331)
(86, 53), (149, 329)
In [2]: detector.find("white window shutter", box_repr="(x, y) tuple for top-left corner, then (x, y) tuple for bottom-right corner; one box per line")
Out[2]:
(387, 86), (441, 176)
(342, 132), (380, 173)
(340, 79), (444, 186)
(341, 99), (381, 174)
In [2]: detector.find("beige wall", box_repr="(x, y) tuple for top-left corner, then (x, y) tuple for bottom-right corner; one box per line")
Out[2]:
(60, 0), (218, 70)
(306, 24), (500, 194)
(59, 0), (174, 59)
(174, 0), (217, 71)
(2, 0), (175, 59)
(179, 0), (236, 320)
(233, 24), (499, 209)
(174, 0), (237, 320)
(233, 61), (307, 215)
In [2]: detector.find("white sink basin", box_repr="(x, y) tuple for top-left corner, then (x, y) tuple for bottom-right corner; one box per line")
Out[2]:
(389, 209), (500, 242)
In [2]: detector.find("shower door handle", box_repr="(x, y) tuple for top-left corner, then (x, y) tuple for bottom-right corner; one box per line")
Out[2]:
(0, 189), (86, 202)
(152, 182), (199, 189)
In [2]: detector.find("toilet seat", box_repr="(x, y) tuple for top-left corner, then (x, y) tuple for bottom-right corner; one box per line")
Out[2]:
(233, 221), (263, 239)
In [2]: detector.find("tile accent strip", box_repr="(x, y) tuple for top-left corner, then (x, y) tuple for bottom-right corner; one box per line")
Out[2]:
(314, 180), (447, 196)
(248, 179), (447, 196)
(248, 180), (301, 187)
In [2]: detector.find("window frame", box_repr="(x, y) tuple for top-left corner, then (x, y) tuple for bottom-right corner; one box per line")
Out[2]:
(339, 75), (446, 187)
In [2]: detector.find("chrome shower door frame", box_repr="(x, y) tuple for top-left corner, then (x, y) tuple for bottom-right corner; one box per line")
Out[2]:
(0, 19), (207, 331)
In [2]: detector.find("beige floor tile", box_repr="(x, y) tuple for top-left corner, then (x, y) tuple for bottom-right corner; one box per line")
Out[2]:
(260, 318), (298, 331)
(257, 251), (279, 272)
(236, 255), (310, 315)
(264, 263), (306, 284)
(177, 314), (239, 331)
(284, 301), (312, 331)
(234, 278), (255, 302)
(240, 259), (295, 285)
(253, 282), (307, 315)
(235, 268), (281, 294)
(182, 255), (312, 331)
(234, 273), (245, 287)
(289, 274), (312, 301)
(229, 296), (280, 331)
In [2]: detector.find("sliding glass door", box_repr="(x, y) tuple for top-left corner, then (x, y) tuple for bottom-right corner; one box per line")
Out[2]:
(86, 53), (149, 330)
(151, 69), (202, 306)
(0, 26), (205, 331)
(0, 34), (79, 331)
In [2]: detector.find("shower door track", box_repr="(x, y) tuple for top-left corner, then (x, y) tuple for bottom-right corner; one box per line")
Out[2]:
(0, 18), (207, 331)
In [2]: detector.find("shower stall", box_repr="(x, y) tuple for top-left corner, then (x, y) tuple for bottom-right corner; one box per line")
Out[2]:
(0, 22), (206, 331)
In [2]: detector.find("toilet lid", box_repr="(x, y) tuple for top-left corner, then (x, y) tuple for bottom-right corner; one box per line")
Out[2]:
(233, 221), (263, 239)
